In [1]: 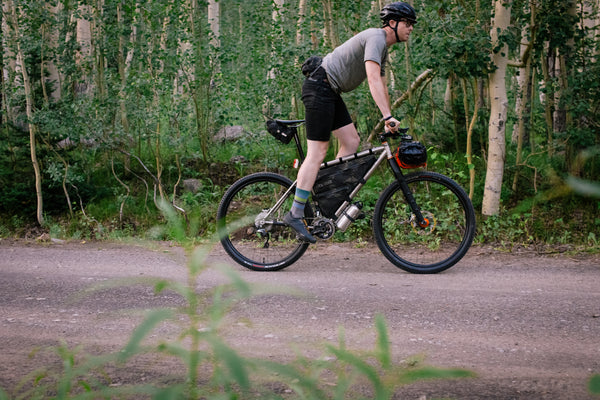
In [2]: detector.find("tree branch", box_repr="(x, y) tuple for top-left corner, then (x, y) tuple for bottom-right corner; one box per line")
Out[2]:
(368, 69), (434, 141)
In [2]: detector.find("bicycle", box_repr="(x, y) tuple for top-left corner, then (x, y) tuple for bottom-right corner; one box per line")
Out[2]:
(216, 119), (476, 274)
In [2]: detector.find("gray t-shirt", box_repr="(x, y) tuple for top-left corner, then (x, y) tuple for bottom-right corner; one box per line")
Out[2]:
(322, 28), (388, 93)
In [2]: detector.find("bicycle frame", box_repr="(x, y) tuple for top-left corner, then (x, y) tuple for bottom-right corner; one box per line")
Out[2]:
(220, 119), (475, 272)
(261, 123), (427, 227)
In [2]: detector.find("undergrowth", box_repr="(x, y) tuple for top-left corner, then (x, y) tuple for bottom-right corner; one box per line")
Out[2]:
(0, 140), (598, 252)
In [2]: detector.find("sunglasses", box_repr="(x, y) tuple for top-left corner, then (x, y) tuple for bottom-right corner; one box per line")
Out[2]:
(399, 19), (416, 28)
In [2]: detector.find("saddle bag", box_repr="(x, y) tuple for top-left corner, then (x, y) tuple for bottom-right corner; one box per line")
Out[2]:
(266, 120), (295, 144)
(312, 155), (376, 219)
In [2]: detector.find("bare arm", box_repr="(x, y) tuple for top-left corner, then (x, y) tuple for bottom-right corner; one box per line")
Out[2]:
(365, 60), (400, 131)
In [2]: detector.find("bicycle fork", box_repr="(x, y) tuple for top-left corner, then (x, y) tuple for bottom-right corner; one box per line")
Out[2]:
(387, 157), (430, 228)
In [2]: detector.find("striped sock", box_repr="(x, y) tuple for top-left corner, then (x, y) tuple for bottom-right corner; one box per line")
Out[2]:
(290, 188), (310, 218)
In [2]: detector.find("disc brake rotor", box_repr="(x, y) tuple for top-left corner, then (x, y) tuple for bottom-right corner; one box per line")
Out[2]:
(410, 211), (436, 235)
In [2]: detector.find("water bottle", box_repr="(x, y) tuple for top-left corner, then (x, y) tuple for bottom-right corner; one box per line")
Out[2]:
(336, 202), (363, 231)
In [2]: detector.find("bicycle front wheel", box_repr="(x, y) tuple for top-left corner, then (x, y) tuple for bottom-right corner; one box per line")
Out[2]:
(216, 172), (310, 271)
(373, 171), (476, 274)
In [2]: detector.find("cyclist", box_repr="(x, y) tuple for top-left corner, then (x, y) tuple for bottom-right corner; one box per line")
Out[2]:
(284, 2), (417, 243)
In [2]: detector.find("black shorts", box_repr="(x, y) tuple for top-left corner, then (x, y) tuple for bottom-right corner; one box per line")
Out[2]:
(301, 68), (353, 142)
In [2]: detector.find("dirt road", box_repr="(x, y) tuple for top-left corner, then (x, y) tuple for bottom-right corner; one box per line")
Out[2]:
(0, 239), (599, 399)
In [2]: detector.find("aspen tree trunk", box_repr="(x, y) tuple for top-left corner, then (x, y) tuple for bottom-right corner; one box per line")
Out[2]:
(482, 0), (511, 216)
(39, 5), (73, 217)
(2, 1), (17, 126)
(293, 0), (308, 115)
(512, 1), (534, 192)
(189, 0), (210, 161)
(553, 51), (567, 134)
(444, 77), (452, 112)
(76, 4), (92, 95)
(46, 3), (61, 100)
(540, 45), (555, 157)
(322, 0), (339, 48)
(296, 0), (307, 46)
(512, 55), (531, 192)
(117, 2), (131, 136)
(208, 0), (220, 74)
(39, 3), (61, 101)
(208, 0), (220, 48)
(91, 0), (106, 100)
(265, 0), (284, 114)
(554, 1), (576, 136)
(582, 0), (599, 60)
(8, 0), (44, 225)
(2, 3), (17, 167)
(369, 0), (384, 18)
(155, 4), (175, 204)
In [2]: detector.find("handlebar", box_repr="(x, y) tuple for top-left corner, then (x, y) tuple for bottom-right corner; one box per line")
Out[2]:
(379, 126), (411, 142)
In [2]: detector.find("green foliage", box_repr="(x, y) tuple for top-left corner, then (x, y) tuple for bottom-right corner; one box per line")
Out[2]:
(415, 6), (494, 78)
(590, 374), (600, 395)
(1, 0), (599, 247)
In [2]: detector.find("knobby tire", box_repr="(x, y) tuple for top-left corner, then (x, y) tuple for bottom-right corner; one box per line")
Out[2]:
(373, 171), (476, 274)
(217, 172), (311, 271)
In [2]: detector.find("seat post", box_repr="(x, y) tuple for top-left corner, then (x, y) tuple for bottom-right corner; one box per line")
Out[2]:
(293, 130), (305, 162)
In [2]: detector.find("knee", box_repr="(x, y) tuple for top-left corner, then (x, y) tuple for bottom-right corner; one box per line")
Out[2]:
(346, 134), (360, 150)
(339, 134), (360, 154)
(306, 145), (328, 163)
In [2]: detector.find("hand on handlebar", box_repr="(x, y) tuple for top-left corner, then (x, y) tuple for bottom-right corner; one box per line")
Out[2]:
(384, 116), (401, 133)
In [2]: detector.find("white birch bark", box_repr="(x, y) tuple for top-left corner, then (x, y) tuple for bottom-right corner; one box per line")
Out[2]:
(482, 0), (511, 216)
(208, 0), (220, 48)
(208, 0), (220, 75)
(296, 0), (306, 46)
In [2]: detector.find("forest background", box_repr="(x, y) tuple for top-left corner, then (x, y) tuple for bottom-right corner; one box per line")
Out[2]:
(1, 0), (599, 248)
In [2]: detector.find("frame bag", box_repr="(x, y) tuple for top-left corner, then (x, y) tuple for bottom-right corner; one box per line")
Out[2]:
(312, 155), (376, 219)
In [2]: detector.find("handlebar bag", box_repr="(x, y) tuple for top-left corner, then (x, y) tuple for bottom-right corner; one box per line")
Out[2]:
(394, 141), (427, 169)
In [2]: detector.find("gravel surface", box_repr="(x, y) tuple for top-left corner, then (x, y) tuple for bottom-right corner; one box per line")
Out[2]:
(0, 239), (599, 399)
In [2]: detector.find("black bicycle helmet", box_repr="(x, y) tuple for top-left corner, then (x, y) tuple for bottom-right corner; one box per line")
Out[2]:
(380, 2), (417, 25)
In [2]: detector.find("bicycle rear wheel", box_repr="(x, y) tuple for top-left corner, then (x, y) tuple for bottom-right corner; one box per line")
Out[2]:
(373, 171), (476, 274)
(217, 172), (310, 271)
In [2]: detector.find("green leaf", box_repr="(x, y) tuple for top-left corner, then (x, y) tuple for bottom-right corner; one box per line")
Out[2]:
(209, 338), (250, 390)
(119, 309), (174, 362)
(401, 366), (475, 384)
(374, 314), (391, 369)
(215, 264), (252, 299)
(327, 345), (388, 399)
(589, 374), (600, 394)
